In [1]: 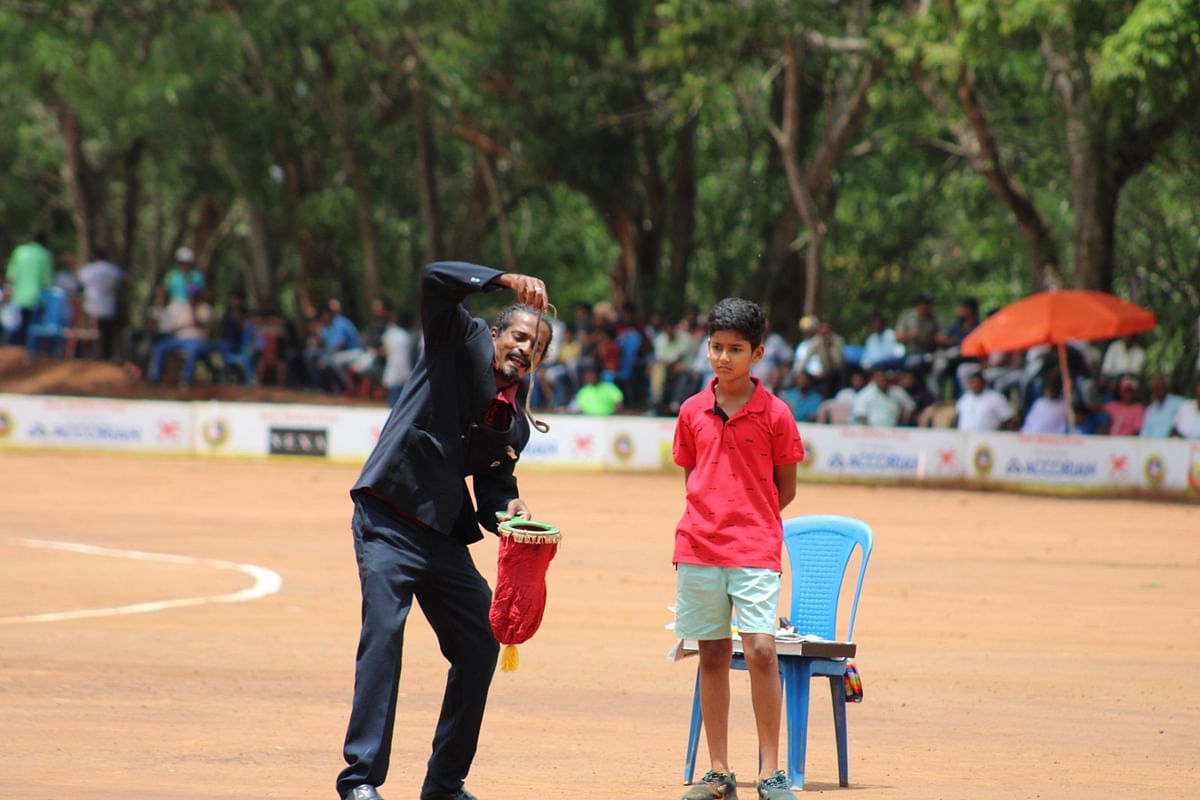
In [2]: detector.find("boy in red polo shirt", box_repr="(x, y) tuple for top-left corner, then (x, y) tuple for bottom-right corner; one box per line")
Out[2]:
(674, 298), (805, 800)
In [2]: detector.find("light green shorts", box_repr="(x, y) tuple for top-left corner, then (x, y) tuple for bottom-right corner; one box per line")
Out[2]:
(674, 564), (781, 640)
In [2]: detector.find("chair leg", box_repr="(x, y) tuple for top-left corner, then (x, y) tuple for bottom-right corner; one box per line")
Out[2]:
(782, 659), (812, 791)
(829, 675), (849, 787)
(684, 668), (703, 784)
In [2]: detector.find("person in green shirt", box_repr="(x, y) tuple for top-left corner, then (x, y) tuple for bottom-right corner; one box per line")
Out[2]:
(571, 365), (624, 415)
(4, 233), (54, 345)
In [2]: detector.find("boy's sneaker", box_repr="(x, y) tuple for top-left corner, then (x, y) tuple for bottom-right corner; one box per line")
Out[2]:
(756, 770), (797, 800)
(682, 769), (738, 799)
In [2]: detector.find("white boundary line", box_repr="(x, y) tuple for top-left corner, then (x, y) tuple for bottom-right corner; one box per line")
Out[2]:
(0, 538), (283, 625)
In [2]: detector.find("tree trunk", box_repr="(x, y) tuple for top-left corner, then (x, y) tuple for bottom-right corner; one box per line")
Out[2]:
(665, 117), (697, 319)
(1067, 118), (1118, 291)
(411, 70), (443, 264)
(57, 104), (99, 262)
(118, 138), (144, 269)
(245, 203), (273, 306)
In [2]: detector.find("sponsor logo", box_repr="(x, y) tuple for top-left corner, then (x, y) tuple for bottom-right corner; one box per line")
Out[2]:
(0, 409), (11, 438)
(202, 418), (230, 446)
(1004, 457), (1097, 478)
(827, 450), (918, 473)
(972, 445), (994, 476)
(572, 434), (595, 457)
(937, 448), (958, 470)
(612, 432), (634, 462)
(157, 419), (182, 442)
(1143, 454), (1165, 488)
(269, 427), (328, 457)
(28, 420), (142, 443)
(1108, 454), (1130, 480)
(523, 440), (560, 458)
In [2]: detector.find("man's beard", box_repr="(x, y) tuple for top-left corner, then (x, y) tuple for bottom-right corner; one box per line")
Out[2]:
(495, 350), (529, 384)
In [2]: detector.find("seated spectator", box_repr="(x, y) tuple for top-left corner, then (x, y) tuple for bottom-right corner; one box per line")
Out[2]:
(1100, 334), (1146, 384)
(1073, 382), (1111, 435)
(1172, 380), (1200, 439)
(1021, 370), (1069, 434)
(781, 371), (823, 423)
(303, 301), (363, 393)
(817, 370), (866, 424)
(147, 291), (213, 385)
(570, 365), (623, 416)
(792, 318), (844, 395)
(954, 366), (1013, 431)
(859, 311), (905, 370)
(1103, 375), (1146, 437)
(212, 290), (255, 381)
(1140, 375), (1185, 438)
(895, 367), (935, 423)
(754, 322), (794, 393)
(851, 368), (914, 428)
(650, 318), (695, 413)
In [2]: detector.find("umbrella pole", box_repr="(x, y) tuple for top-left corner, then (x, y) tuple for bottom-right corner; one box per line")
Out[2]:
(1057, 342), (1076, 433)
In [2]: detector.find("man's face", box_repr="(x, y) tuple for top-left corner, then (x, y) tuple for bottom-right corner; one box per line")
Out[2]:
(492, 311), (550, 386)
(1151, 377), (1167, 401)
(968, 375), (984, 395)
(707, 330), (762, 382)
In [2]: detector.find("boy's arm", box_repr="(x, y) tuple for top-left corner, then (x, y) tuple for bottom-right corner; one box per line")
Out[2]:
(774, 462), (797, 511)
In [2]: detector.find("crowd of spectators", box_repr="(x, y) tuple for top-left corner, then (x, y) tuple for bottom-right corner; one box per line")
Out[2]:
(4, 238), (1198, 439)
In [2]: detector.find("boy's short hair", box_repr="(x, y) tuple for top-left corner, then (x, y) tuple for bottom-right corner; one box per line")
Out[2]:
(706, 297), (766, 349)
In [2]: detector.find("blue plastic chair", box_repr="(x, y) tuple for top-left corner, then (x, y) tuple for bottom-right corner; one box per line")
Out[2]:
(219, 322), (260, 384)
(25, 287), (72, 358)
(684, 514), (873, 790)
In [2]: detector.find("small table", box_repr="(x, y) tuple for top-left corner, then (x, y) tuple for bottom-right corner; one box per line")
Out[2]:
(680, 637), (856, 659)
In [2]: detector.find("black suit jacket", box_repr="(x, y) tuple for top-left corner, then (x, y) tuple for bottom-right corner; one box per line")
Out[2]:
(351, 262), (530, 544)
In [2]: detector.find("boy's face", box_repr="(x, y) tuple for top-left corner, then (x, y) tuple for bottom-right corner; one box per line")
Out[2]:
(707, 330), (763, 382)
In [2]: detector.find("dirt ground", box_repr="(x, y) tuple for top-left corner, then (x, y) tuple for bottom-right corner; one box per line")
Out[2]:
(1, 450), (1198, 800)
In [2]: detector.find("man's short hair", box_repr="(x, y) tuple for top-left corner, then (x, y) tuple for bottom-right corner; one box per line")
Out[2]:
(706, 298), (765, 349)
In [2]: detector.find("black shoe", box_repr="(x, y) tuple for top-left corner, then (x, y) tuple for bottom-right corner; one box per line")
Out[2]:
(343, 785), (383, 800)
(420, 788), (478, 800)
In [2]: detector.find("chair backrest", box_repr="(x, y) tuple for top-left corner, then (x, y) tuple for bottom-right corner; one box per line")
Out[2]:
(783, 515), (873, 642)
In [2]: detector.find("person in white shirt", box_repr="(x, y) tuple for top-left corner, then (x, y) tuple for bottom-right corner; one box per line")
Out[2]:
(859, 311), (904, 370)
(1172, 380), (1200, 439)
(77, 249), (126, 360)
(1021, 371), (1069, 434)
(1140, 375), (1185, 438)
(852, 368), (915, 427)
(955, 367), (1014, 431)
(1100, 335), (1145, 381)
(381, 309), (415, 406)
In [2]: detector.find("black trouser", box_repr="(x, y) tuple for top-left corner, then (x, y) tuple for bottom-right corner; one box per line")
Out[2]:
(337, 496), (499, 799)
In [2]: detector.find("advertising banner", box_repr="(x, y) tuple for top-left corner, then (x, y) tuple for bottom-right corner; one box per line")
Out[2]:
(0, 394), (192, 454)
(796, 424), (966, 483)
(193, 402), (385, 461)
(517, 414), (607, 470)
(966, 432), (1142, 491)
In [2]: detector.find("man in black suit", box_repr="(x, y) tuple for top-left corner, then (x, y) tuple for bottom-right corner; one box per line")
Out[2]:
(337, 262), (552, 800)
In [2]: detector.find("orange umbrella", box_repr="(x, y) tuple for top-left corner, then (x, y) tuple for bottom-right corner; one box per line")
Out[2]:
(961, 289), (1156, 357)
(960, 289), (1156, 432)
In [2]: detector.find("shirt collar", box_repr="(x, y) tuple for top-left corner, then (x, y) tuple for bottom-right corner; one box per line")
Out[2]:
(495, 382), (519, 406)
(704, 376), (769, 418)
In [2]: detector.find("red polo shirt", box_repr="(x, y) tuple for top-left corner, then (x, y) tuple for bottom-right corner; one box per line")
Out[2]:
(673, 377), (805, 571)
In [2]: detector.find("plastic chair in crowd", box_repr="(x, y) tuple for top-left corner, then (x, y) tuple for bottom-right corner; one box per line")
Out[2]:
(220, 323), (260, 384)
(25, 287), (72, 358)
(684, 514), (873, 791)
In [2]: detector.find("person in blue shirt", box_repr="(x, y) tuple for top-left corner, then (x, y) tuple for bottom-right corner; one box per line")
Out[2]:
(303, 301), (364, 393)
(781, 371), (823, 422)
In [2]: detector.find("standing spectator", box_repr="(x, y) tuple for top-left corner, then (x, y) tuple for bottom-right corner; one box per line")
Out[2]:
(931, 296), (980, 398)
(1140, 375), (1185, 438)
(1100, 335), (1146, 383)
(1021, 371), (1069, 434)
(4, 232), (53, 345)
(164, 246), (205, 302)
(895, 292), (941, 371)
(852, 368), (915, 427)
(792, 319), (844, 396)
(380, 307), (415, 406)
(1103, 376), (1146, 437)
(859, 311), (904, 370)
(77, 248), (127, 361)
(651, 318), (696, 414)
(1172, 380), (1200, 439)
(954, 366), (1013, 431)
